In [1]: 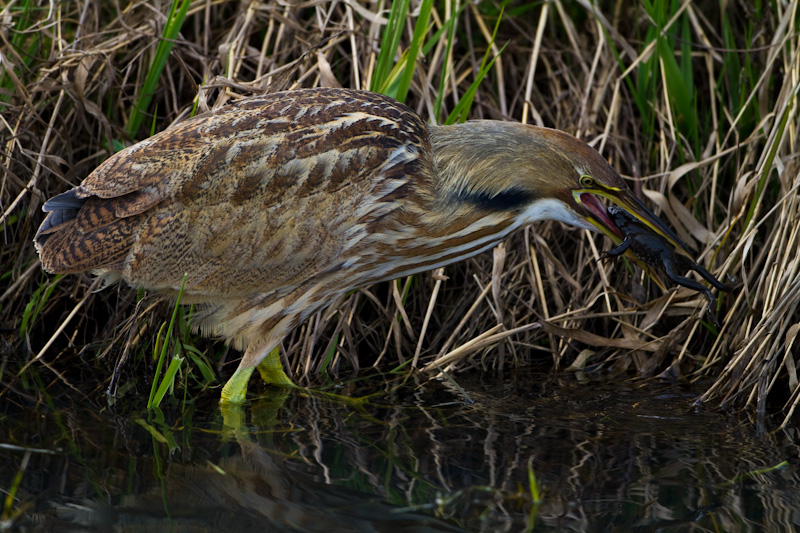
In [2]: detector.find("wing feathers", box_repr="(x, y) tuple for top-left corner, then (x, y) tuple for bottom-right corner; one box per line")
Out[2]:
(35, 88), (434, 297)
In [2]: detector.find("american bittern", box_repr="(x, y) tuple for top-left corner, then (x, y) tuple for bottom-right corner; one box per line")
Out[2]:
(35, 88), (690, 404)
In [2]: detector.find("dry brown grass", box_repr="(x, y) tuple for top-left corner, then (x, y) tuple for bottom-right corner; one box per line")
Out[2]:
(1, 1), (798, 425)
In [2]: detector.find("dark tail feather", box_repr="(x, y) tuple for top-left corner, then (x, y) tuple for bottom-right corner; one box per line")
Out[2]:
(35, 189), (86, 246)
(43, 188), (86, 211)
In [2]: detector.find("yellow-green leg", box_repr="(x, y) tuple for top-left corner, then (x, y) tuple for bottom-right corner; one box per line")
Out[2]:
(220, 366), (255, 404)
(255, 346), (295, 387)
(220, 346), (295, 405)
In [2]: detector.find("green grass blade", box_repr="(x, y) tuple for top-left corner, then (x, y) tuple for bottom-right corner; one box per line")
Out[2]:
(378, 50), (411, 99)
(19, 274), (62, 338)
(0, 0), (47, 106)
(446, 9), (505, 125)
(125, 0), (191, 138)
(445, 42), (507, 125)
(433, 3), (466, 120)
(317, 332), (340, 376)
(183, 344), (216, 384)
(656, 16), (697, 154)
(744, 93), (794, 228)
(526, 457), (542, 532)
(148, 321), (169, 407)
(147, 274), (187, 409)
(151, 349), (185, 408)
(527, 459), (541, 503)
(394, 0), (433, 103)
(370, 0), (410, 93)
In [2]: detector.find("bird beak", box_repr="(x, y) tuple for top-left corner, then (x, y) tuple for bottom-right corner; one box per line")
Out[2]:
(573, 186), (692, 287)
(575, 187), (690, 253)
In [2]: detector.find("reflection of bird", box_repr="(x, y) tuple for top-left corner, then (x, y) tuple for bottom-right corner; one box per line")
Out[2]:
(49, 441), (463, 532)
(35, 87), (683, 404)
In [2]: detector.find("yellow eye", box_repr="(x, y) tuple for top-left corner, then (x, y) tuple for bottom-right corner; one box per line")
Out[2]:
(580, 175), (595, 188)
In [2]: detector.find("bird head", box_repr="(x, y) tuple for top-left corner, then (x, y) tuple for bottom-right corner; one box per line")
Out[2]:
(429, 121), (690, 280)
(564, 144), (690, 252)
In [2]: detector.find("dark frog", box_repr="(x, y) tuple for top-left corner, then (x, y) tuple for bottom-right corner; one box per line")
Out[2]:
(600, 205), (730, 329)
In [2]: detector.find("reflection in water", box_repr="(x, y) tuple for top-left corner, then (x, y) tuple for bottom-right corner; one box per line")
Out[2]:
(3, 371), (799, 531)
(47, 442), (461, 532)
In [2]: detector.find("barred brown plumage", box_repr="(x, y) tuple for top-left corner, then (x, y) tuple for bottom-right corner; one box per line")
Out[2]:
(34, 87), (689, 404)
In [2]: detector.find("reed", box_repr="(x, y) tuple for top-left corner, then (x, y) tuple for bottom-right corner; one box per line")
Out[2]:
(1, 1), (797, 425)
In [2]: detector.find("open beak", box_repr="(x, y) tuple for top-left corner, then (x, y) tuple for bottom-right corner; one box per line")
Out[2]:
(573, 186), (692, 287)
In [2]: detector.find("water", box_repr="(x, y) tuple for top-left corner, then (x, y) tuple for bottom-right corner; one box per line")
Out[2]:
(3, 370), (799, 532)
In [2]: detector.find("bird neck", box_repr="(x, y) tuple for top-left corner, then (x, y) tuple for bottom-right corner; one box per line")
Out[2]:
(427, 121), (543, 215)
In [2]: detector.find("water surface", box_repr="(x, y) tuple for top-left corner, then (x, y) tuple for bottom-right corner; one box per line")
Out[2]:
(3, 370), (798, 531)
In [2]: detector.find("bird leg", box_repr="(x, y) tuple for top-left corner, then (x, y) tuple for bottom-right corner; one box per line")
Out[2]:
(220, 366), (255, 404)
(255, 346), (296, 387)
(220, 342), (295, 404)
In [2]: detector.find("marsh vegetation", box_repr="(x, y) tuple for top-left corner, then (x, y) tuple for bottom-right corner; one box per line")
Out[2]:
(2, 1), (799, 424)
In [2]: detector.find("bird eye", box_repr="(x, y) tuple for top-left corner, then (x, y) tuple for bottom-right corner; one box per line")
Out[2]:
(580, 175), (595, 188)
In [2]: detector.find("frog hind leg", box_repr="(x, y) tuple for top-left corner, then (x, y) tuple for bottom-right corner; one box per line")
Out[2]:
(663, 263), (722, 329)
(690, 261), (729, 292)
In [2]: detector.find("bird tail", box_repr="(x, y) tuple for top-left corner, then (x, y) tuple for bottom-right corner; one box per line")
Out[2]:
(34, 188), (137, 274)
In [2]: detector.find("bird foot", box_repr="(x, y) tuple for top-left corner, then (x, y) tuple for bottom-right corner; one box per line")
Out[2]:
(220, 366), (256, 404)
(255, 346), (296, 387)
(220, 347), (296, 405)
